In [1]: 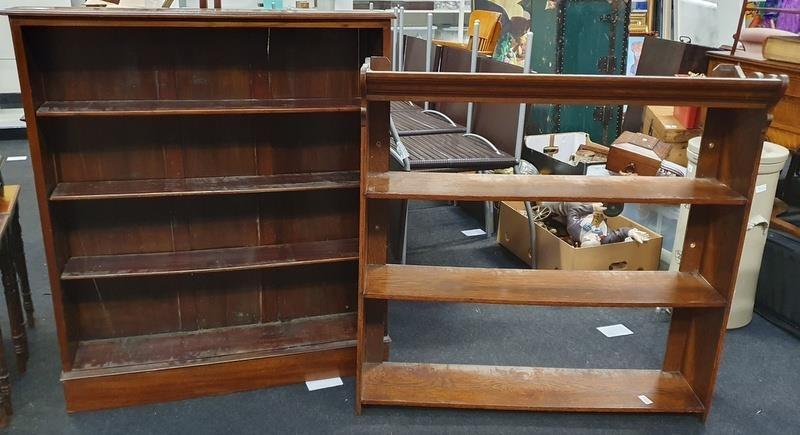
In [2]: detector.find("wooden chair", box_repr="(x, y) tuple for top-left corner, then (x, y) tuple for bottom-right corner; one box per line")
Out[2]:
(434, 10), (502, 56)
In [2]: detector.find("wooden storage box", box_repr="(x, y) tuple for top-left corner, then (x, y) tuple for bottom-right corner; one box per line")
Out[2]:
(497, 201), (662, 270)
(607, 131), (672, 175)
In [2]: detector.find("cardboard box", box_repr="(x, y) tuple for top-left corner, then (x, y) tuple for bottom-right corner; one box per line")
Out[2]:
(642, 106), (702, 143)
(497, 201), (663, 270)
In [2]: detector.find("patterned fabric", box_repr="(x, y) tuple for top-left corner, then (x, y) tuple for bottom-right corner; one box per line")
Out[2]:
(777, 0), (800, 33)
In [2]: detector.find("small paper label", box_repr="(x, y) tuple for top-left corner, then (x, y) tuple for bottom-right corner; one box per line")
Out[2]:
(6, 156), (27, 161)
(596, 324), (634, 338)
(755, 184), (767, 194)
(461, 228), (487, 237)
(638, 394), (653, 405)
(305, 377), (343, 391)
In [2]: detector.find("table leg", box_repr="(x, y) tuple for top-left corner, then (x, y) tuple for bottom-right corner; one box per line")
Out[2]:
(0, 324), (11, 426)
(0, 234), (28, 373)
(10, 208), (34, 328)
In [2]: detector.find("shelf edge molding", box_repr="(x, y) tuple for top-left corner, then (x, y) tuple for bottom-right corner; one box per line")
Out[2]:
(36, 98), (361, 117)
(50, 171), (360, 201)
(365, 172), (747, 205)
(61, 238), (358, 280)
(361, 362), (705, 413)
(364, 264), (727, 308)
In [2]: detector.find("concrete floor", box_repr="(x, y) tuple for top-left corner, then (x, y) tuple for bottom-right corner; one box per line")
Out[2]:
(0, 138), (798, 434)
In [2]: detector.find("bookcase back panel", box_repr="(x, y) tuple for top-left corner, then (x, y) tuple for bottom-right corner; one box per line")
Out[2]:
(42, 113), (359, 182)
(63, 261), (356, 341)
(23, 26), (362, 102)
(58, 190), (358, 257)
(261, 262), (357, 322)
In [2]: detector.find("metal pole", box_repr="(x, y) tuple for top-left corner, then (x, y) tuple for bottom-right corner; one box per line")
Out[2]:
(424, 12), (433, 110)
(392, 7), (398, 71)
(465, 19), (479, 134)
(458, 0), (465, 43)
(369, 2), (373, 10)
(398, 7), (405, 71)
(514, 32), (534, 162)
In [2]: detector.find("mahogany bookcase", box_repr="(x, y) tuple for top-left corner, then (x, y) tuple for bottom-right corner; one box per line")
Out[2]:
(356, 57), (786, 419)
(3, 8), (391, 412)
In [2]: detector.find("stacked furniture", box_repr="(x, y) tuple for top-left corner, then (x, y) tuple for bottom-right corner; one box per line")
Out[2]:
(389, 31), (529, 261)
(357, 56), (784, 418)
(707, 50), (800, 199)
(4, 7), (392, 412)
(528, 0), (631, 145)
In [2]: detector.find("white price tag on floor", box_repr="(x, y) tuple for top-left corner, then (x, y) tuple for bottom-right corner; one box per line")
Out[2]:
(461, 229), (487, 237)
(6, 156), (27, 161)
(305, 377), (343, 391)
(596, 324), (633, 338)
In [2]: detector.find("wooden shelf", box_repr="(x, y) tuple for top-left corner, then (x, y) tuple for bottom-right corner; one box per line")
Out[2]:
(65, 312), (356, 377)
(365, 172), (747, 205)
(36, 98), (361, 117)
(364, 264), (727, 308)
(61, 238), (358, 280)
(50, 171), (359, 201)
(361, 362), (705, 413)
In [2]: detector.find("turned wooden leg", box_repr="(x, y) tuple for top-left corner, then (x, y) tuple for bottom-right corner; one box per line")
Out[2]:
(10, 208), (34, 328)
(0, 234), (28, 373)
(0, 323), (11, 425)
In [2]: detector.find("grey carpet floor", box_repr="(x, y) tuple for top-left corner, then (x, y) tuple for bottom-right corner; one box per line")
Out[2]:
(0, 138), (798, 434)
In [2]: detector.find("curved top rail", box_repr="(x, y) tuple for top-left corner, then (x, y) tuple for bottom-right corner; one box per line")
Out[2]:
(362, 58), (787, 109)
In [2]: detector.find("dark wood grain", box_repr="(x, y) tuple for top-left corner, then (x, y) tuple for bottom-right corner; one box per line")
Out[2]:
(61, 238), (358, 280)
(365, 172), (746, 205)
(361, 362), (704, 413)
(365, 265), (726, 308)
(70, 312), (355, 374)
(62, 346), (356, 413)
(50, 171), (359, 201)
(7, 9), (390, 411)
(37, 99), (360, 117)
(364, 69), (786, 108)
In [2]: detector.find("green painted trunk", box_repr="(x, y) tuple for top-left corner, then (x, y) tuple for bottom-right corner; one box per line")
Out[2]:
(527, 0), (630, 145)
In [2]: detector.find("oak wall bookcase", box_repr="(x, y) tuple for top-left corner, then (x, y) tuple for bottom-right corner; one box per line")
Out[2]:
(356, 57), (786, 419)
(4, 8), (392, 412)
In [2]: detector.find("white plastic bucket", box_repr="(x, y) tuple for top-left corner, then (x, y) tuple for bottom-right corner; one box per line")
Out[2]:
(671, 137), (790, 328)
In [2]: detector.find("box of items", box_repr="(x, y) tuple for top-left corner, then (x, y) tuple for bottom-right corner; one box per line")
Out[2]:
(524, 132), (608, 175)
(642, 105), (702, 166)
(497, 201), (662, 270)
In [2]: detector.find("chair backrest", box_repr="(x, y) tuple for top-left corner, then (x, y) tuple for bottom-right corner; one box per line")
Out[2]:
(434, 46), (476, 126)
(466, 10), (502, 54)
(403, 35), (441, 73)
(472, 57), (524, 155)
(199, 0), (222, 8)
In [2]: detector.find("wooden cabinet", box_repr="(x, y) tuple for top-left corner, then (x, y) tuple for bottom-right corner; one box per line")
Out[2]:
(708, 50), (800, 151)
(3, 7), (391, 412)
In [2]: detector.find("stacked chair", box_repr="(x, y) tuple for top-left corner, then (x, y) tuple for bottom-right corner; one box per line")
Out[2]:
(389, 11), (538, 265)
